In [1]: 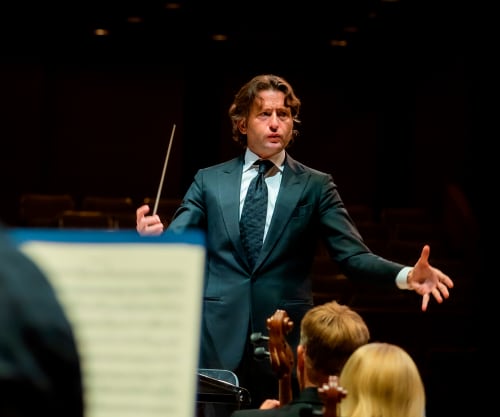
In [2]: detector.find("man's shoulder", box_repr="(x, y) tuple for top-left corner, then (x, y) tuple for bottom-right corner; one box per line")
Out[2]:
(285, 154), (332, 179)
(198, 156), (242, 174)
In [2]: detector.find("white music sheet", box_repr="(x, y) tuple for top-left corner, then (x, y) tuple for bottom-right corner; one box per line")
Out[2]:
(14, 230), (205, 417)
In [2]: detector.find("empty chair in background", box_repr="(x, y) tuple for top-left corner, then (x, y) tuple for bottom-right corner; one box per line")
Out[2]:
(142, 197), (183, 226)
(18, 193), (76, 227)
(380, 207), (435, 240)
(82, 196), (136, 229)
(344, 203), (391, 257)
(361, 204), (474, 309)
(442, 183), (480, 257)
(380, 206), (443, 264)
(344, 203), (376, 224)
(57, 210), (115, 230)
(380, 206), (434, 225)
(391, 222), (445, 244)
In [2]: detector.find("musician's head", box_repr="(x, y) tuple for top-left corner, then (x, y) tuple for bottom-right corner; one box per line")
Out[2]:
(297, 300), (370, 389)
(339, 342), (426, 417)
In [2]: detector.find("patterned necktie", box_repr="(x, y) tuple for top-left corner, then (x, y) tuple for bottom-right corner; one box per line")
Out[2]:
(240, 159), (274, 269)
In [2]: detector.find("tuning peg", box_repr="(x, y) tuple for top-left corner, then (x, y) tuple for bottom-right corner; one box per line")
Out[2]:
(250, 332), (269, 343)
(253, 346), (270, 360)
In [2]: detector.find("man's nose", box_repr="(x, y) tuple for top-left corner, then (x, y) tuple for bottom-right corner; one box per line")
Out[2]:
(269, 113), (279, 127)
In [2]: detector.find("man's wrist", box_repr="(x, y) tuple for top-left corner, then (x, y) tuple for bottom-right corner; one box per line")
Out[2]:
(396, 266), (412, 290)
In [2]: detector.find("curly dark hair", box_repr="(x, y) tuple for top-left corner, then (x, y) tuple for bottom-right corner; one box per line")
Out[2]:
(228, 74), (301, 147)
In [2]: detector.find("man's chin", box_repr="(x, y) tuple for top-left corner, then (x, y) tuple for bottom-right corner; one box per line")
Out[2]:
(265, 141), (284, 150)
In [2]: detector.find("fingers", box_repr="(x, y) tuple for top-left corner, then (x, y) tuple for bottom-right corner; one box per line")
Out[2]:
(432, 281), (450, 303)
(259, 399), (280, 410)
(440, 273), (454, 289)
(421, 293), (429, 312)
(136, 205), (164, 236)
(138, 223), (164, 236)
(432, 273), (452, 299)
(432, 286), (443, 304)
(438, 281), (450, 298)
(136, 204), (150, 220)
(137, 217), (164, 235)
(417, 244), (430, 265)
(422, 280), (451, 311)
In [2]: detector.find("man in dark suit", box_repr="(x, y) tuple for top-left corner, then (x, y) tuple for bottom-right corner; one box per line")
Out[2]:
(0, 224), (84, 417)
(230, 300), (368, 416)
(136, 74), (454, 411)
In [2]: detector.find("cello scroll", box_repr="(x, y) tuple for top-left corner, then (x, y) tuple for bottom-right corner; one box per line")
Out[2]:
(266, 309), (294, 406)
(317, 375), (347, 417)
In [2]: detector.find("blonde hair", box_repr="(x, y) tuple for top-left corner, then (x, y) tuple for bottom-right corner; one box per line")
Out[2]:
(339, 342), (426, 417)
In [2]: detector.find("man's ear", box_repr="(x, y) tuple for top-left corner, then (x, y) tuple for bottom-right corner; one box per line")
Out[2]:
(297, 345), (305, 369)
(296, 345), (305, 388)
(238, 119), (247, 134)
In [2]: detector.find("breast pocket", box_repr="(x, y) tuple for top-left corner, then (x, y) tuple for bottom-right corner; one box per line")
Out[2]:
(291, 203), (313, 219)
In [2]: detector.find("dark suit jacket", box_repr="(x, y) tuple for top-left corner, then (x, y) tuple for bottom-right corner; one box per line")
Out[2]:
(230, 387), (324, 416)
(0, 227), (84, 417)
(168, 153), (404, 371)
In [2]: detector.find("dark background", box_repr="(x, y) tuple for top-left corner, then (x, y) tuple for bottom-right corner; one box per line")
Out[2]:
(0, 1), (483, 416)
(0, 0), (479, 223)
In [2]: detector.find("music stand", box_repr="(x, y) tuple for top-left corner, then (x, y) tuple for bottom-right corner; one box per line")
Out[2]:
(197, 369), (251, 416)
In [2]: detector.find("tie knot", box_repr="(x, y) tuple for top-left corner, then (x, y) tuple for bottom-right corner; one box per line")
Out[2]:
(256, 159), (274, 175)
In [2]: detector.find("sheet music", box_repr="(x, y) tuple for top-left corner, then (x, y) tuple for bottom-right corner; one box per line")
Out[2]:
(15, 231), (205, 417)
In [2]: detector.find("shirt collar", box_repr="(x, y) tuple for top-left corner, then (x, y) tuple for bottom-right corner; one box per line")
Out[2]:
(244, 148), (285, 172)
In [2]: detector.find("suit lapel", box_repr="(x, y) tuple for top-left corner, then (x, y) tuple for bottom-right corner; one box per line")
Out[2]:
(256, 155), (309, 269)
(218, 156), (249, 265)
(219, 154), (310, 272)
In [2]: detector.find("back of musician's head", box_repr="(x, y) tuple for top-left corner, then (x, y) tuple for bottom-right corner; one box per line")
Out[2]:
(339, 342), (426, 417)
(299, 300), (370, 384)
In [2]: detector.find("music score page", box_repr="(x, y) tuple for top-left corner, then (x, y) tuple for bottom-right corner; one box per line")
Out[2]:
(13, 230), (205, 417)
